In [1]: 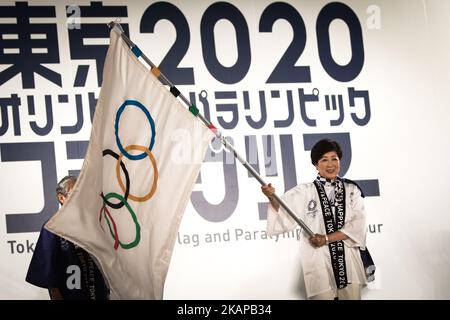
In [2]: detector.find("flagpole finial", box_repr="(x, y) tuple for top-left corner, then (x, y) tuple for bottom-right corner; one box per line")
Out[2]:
(107, 19), (124, 33)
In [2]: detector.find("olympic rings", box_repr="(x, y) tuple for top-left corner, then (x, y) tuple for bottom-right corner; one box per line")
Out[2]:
(116, 144), (158, 202)
(101, 149), (130, 209)
(100, 99), (158, 250)
(115, 99), (156, 160)
(101, 192), (141, 250)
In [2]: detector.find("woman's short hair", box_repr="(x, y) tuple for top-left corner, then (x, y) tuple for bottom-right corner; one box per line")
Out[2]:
(310, 139), (343, 165)
(56, 175), (77, 196)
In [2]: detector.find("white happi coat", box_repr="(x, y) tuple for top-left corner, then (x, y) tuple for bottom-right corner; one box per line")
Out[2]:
(267, 181), (367, 298)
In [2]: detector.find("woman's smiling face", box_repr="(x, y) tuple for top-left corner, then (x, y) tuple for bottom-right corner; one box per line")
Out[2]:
(315, 151), (341, 180)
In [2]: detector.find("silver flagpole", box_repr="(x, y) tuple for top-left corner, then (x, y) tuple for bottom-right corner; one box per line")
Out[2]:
(107, 21), (315, 237)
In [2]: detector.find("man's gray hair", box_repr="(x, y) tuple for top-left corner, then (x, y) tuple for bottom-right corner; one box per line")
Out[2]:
(56, 175), (77, 196)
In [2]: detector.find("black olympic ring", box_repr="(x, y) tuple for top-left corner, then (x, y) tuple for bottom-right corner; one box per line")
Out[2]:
(102, 149), (130, 209)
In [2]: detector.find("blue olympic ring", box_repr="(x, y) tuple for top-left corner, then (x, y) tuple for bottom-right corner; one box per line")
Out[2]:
(115, 99), (156, 160)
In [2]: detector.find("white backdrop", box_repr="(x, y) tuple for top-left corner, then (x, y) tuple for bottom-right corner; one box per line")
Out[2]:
(1, 0), (450, 299)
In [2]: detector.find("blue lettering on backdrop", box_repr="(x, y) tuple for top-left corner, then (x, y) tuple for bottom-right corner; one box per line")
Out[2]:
(0, 1), (380, 231)
(0, 94), (21, 136)
(67, 2), (128, 87)
(141, 2), (194, 85)
(60, 94), (84, 134)
(201, 2), (251, 84)
(189, 88), (372, 129)
(66, 140), (89, 177)
(316, 2), (365, 82)
(0, 142), (58, 233)
(27, 95), (53, 136)
(0, 2), (61, 88)
(259, 2), (311, 83)
(191, 138), (239, 223)
(0, 91), (98, 139)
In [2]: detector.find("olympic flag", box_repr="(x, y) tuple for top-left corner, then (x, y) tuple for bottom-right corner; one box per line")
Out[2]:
(45, 28), (214, 299)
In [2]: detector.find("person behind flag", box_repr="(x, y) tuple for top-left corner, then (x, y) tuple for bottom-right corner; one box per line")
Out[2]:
(26, 176), (109, 300)
(261, 139), (368, 300)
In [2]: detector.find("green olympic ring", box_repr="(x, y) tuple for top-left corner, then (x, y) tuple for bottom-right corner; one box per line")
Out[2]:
(102, 192), (141, 249)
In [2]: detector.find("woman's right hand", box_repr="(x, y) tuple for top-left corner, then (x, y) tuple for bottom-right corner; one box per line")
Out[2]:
(262, 183), (280, 211)
(261, 183), (275, 200)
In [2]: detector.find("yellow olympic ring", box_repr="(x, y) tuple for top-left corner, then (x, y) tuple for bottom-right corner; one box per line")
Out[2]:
(116, 144), (158, 202)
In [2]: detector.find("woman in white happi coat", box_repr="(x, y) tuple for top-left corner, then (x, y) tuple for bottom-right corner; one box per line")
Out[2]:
(262, 139), (367, 300)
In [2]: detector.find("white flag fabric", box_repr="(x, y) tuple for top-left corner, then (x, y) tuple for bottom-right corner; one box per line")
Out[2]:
(46, 28), (214, 299)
